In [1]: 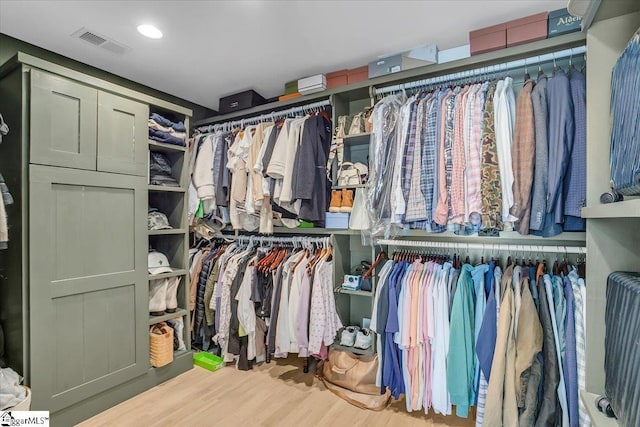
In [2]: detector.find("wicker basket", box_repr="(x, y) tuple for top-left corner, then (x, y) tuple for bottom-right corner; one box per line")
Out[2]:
(9, 386), (31, 411)
(150, 322), (174, 367)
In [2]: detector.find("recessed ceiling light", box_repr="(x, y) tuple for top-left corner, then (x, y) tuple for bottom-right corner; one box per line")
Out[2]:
(137, 24), (163, 39)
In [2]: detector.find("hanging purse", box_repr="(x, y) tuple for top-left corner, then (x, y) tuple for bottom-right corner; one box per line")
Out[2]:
(349, 187), (370, 231)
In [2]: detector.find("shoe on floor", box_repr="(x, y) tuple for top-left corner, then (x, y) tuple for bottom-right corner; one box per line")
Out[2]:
(354, 328), (373, 350)
(339, 326), (359, 347)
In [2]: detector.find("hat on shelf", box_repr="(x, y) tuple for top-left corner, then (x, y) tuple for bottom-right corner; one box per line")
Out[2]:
(148, 250), (173, 275)
(148, 209), (173, 231)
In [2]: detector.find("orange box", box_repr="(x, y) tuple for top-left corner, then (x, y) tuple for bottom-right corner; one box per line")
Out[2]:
(327, 70), (348, 89)
(506, 12), (549, 47)
(470, 23), (507, 55)
(278, 92), (302, 102)
(347, 66), (368, 85)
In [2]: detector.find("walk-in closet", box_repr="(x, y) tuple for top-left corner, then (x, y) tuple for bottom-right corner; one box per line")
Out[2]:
(0, 1), (639, 426)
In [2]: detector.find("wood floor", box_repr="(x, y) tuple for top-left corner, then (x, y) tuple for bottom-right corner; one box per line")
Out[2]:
(78, 356), (476, 427)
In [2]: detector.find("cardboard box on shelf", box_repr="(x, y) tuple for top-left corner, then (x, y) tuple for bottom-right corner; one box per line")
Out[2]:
(327, 69), (348, 89)
(470, 23), (507, 55)
(507, 12), (549, 47)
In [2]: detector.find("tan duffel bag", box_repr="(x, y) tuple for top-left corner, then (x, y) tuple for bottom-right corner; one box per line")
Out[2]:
(318, 349), (391, 411)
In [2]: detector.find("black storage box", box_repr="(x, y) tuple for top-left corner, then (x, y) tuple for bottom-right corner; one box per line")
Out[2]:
(548, 8), (582, 38)
(219, 89), (267, 114)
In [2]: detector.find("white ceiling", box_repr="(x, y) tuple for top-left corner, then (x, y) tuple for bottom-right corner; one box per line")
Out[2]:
(0, 0), (568, 110)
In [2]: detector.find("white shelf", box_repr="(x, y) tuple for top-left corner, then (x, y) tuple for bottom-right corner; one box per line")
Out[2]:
(149, 308), (188, 325)
(331, 184), (366, 190)
(149, 140), (187, 153)
(148, 185), (186, 193)
(582, 199), (640, 219)
(343, 132), (371, 145)
(581, 392), (619, 427)
(148, 228), (187, 236)
(336, 288), (373, 297)
(148, 269), (189, 280)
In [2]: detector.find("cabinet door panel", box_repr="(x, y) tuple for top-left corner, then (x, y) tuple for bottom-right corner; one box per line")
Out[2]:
(30, 69), (97, 170)
(29, 165), (147, 412)
(97, 91), (148, 176)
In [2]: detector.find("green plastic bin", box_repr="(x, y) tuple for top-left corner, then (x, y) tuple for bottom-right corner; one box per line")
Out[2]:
(193, 351), (224, 372)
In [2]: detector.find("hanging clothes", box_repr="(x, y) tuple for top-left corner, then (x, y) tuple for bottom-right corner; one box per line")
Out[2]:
(189, 237), (341, 370)
(369, 250), (585, 426)
(368, 68), (586, 239)
(190, 111), (332, 233)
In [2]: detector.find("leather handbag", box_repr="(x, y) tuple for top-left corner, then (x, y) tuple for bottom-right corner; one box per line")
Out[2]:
(319, 349), (390, 411)
(349, 187), (370, 230)
(337, 162), (361, 187)
(322, 349), (379, 394)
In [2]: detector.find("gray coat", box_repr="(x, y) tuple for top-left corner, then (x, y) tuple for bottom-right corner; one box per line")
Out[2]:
(529, 75), (548, 231)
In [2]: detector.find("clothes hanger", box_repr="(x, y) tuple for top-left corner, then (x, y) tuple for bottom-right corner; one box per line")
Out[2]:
(362, 251), (388, 280)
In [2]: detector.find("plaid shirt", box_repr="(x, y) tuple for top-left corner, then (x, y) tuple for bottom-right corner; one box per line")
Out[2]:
(405, 95), (429, 223)
(402, 99), (420, 204)
(434, 89), (454, 226)
(451, 85), (472, 224)
(510, 80), (536, 234)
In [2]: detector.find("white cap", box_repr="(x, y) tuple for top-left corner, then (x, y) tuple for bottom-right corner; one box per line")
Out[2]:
(148, 251), (173, 275)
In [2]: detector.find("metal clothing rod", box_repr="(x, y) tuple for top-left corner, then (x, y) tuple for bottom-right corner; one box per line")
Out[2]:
(374, 45), (586, 96)
(195, 98), (331, 133)
(375, 239), (587, 255)
(220, 234), (331, 246)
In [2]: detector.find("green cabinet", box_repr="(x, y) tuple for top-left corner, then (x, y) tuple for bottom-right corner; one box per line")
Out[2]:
(28, 165), (148, 412)
(30, 69), (97, 171)
(30, 69), (149, 176)
(98, 91), (148, 176)
(0, 53), (193, 424)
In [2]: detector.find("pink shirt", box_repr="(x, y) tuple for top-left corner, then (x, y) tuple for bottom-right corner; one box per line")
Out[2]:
(434, 91), (453, 225)
(451, 85), (472, 224)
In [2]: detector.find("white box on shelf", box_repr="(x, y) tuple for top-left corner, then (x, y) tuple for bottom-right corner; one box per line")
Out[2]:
(298, 74), (327, 95)
(406, 44), (439, 63)
(438, 44), (471, 64)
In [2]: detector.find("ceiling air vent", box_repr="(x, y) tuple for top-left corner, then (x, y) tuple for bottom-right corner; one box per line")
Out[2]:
(78, 31), (107, 46)
(71, 27), (130, 55)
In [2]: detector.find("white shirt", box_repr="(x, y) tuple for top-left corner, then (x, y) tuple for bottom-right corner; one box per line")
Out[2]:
(236, 264), (257, 361)
(494, 78), (518, 223)
(431, 263), (452, 415)
(288, 254), (310, 353)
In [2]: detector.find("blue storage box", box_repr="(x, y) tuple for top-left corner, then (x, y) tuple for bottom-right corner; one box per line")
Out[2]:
(325, 212), (349, 229)
(548, 8), (582, 37)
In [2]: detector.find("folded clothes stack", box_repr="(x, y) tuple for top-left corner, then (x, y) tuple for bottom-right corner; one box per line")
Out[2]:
(150, 152), (180, 187)
(148, 112), (187, 147)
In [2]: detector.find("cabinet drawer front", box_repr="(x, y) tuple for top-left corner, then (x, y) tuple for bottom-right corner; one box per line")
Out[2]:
(97, 92), (148, 176)
(30, 69), (97, 170)
(29, 165), (148, 412)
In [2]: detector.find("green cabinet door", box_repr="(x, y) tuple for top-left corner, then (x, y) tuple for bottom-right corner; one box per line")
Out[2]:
(30, 69), (97, 170)
(97, 91), (148, 176)
(29, 165), (148, 412)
